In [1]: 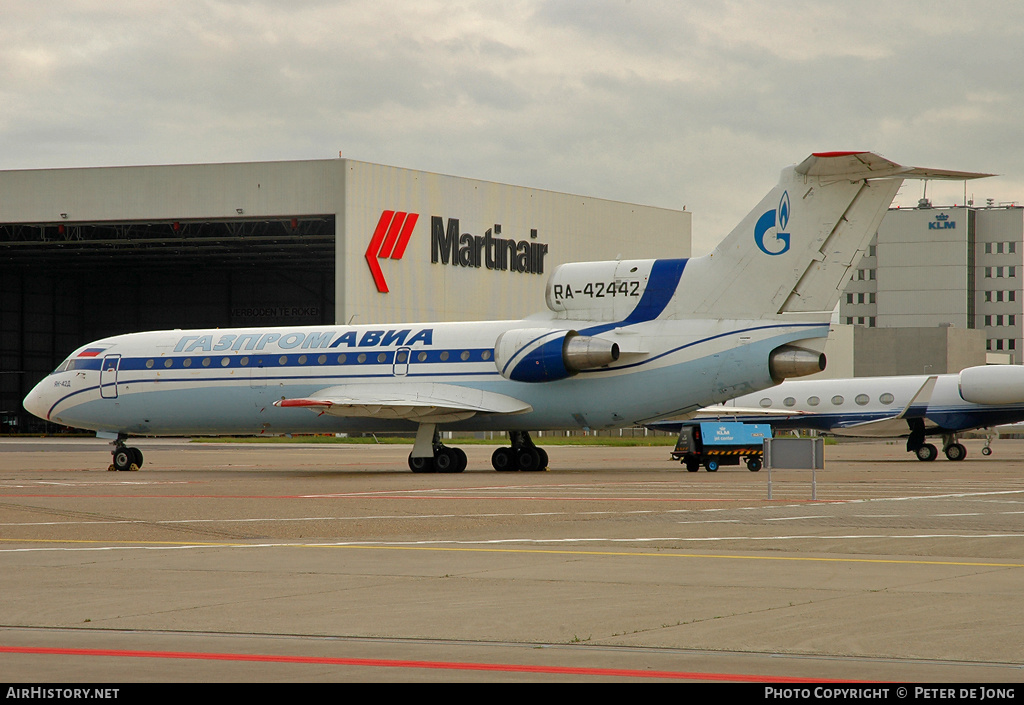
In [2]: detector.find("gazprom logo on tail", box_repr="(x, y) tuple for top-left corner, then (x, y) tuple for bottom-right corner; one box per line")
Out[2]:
(754, 191), (791, 256)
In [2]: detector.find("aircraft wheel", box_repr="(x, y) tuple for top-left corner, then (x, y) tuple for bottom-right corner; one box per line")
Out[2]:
(684, 459), (700, 472)
(448, 447), (468, 473)
(434, 448), (459, 473)
(746, 458), (762, 472)
(129, 447), (144, 469)
(944, 443), (967, 461)
(915, 443), (938, 462)
(491, 447), (516, 472)
(705, 459), (719, 472)
(408, 455), (435, 473)
(112, 448), (136, 472)
(982, 446), (993, 456)
(535, 447), (549, 470)
(516, 447), (543, 472)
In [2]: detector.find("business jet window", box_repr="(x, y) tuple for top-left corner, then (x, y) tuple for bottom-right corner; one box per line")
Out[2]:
(146, 360), (154, 369)
(759, 398), (772, 408)
(831, 395), (844, 405)
(396, 351), (408, 363)
(221, 357), (230, 367)
(337, 354), (347, 364)
(278, 356), (287, 365)
(440, 351), (450, 361)
(240, 357), (249, 366)
(298, 355), (307, 365)
(317, 355), (326, 365)
(482, 350), (492, 361)
(783, 397), (796, 407)
(183, 358), (192, 368)
(377, 353), (387, 363)
(164, 359), (173, 368)
(460, 351), (470, 361)
(417, 352), (427, 362)
(855, 394), (869, 405)
(807, 396), (820, 406)
(357, 354), (366, 363)
(880, 393), (894, 404)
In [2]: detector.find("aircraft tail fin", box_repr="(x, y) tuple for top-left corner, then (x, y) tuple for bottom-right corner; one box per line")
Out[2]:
(675, 152), (992, 319)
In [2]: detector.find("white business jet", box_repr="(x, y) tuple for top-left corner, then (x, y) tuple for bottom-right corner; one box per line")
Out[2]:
(23, 152), (988, 473)
(654, 365), (1024, 462)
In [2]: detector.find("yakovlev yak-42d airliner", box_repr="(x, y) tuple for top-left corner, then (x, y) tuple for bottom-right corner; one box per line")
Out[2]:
(23, 152), (990, 473)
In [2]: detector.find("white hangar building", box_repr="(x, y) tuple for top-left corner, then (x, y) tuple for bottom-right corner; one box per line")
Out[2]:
(0, 158), (691, 431)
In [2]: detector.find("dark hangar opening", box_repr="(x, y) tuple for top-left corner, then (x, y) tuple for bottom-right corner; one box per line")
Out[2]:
(1, 215), (336, 433)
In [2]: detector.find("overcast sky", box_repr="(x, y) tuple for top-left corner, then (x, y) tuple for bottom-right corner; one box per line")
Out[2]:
(2, 0), (1022, 254)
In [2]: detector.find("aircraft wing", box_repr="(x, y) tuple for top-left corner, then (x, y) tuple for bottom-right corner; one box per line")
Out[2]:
(273, 382), (533, 423)
(697, 405), (808, 418)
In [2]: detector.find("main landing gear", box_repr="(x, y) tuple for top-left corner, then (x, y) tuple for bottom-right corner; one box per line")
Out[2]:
(406, 427), (549, 473)
(407, 427), (467, 473)
(490, 431), (548, 472)
(907, 427), (968, 462)
(109, 436), (144, 472)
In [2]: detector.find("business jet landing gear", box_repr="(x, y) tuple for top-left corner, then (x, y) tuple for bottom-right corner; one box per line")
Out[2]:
(491, 431), (548, 472)
(109, 436), (143, 472)
(407, 425), (467, 473)
(942, 434), (967, 461)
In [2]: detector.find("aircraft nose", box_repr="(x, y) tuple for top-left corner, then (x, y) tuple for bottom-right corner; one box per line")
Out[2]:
(23, 379), (51, 421)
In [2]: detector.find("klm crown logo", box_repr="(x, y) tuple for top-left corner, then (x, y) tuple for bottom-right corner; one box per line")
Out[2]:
(929, 213), (956, 230)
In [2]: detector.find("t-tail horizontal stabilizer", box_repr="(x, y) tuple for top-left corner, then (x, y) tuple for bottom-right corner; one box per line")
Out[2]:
(680, 152), (992, 320)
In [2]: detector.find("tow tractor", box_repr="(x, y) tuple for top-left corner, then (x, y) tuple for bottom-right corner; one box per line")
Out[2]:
(671, 421), (772, 472)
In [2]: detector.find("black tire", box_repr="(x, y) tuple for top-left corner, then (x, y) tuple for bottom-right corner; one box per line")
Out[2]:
(112, 448), (134, 472)
(685, 459), (700, 472)
(408, 455), (434, 473)
(535, 447), (549, 469)
(982, 446), (993, 456)
(705, 459), (719, 472)
(746, 458), (761, 472)
(452, 447), (468, 473)
(944, 443), (967, 461)
(915, 443), (938, 462)
(129, 447), (144, 469)
(434, 448), (457, 473)
(516, 447), (542, 472)
(491, 447), (516, 472)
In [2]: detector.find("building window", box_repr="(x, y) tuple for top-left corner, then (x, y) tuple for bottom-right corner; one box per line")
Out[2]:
(869, 317), (876, 327)
(1010, 267), (1016, 278)
(846, 293), (854, 304)
(858, 293), (866, 304)
(869, 245), (876, 257)
(985, 315), (993, 326)
(985, 267), (993, 278)
(1009, 242), (1016, 254)
(985, 242), (992, 254)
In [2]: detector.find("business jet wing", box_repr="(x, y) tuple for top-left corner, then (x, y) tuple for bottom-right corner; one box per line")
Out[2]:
(697, 405), (809, 417)
(274, 382), (533, 423)
(828, 375), (939, 436)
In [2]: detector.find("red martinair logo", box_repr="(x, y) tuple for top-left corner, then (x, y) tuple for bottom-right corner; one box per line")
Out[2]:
(365, 210), (419, 293)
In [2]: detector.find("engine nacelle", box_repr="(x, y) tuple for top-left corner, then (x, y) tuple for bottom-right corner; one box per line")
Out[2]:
(958, 365), (1024, 405)
(494, 328), (620, 382)
(768, 345), (826, 383)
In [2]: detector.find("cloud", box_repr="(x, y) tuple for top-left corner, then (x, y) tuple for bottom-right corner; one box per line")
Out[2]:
(2, 1), (1023, 253)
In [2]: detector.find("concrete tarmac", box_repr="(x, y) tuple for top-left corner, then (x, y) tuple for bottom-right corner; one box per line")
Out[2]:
(0, 436), (1022, 683)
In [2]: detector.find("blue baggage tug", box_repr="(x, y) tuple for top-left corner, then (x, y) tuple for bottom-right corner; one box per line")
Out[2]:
(671, 422), (773, 472)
